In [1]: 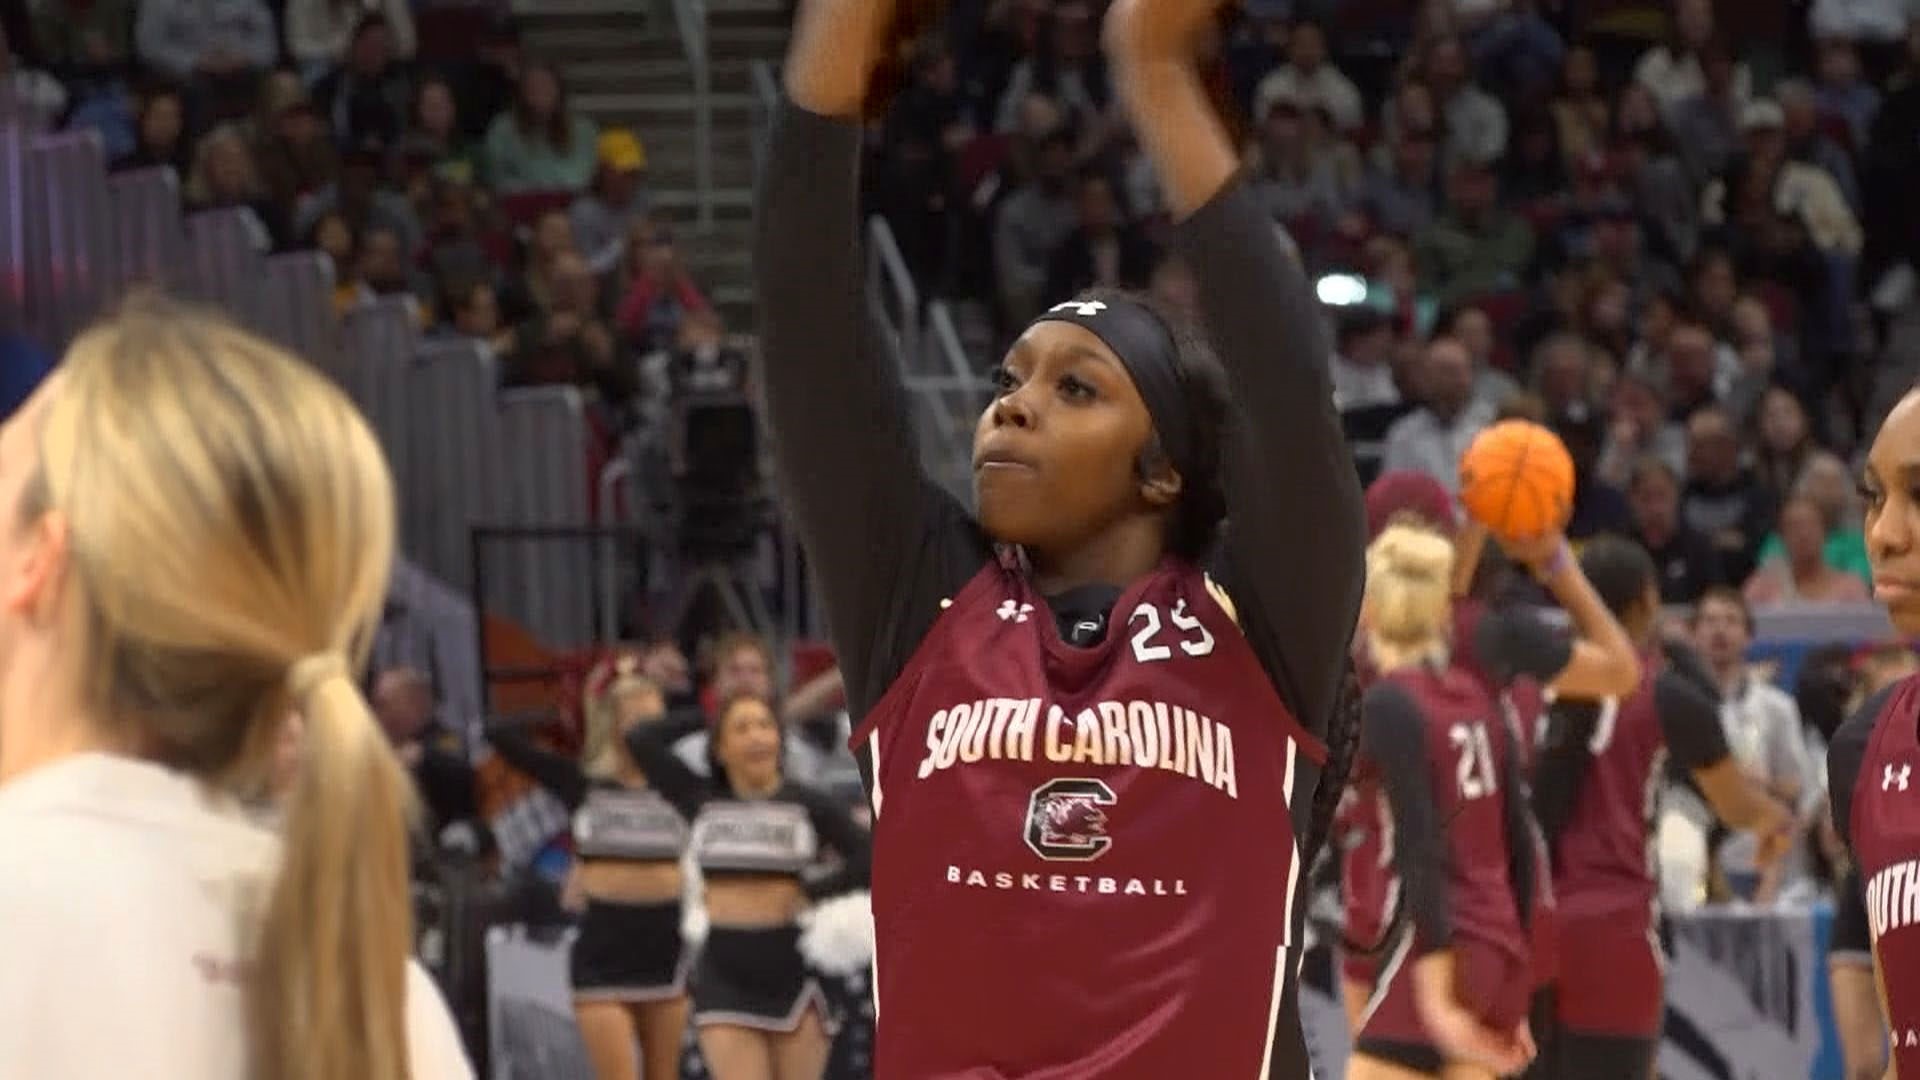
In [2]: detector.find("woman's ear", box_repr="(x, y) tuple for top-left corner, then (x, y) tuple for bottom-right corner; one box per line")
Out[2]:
(1140, 468), (1183, 509)
(1137, 444), (1183, 509)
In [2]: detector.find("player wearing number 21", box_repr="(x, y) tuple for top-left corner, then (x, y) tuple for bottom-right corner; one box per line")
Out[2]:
(1343, 522), (1554, 1080)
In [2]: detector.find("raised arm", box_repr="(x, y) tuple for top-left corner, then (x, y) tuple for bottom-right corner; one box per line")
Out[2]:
(1493, 537), (1642, 701)
(484, 718), (588, 810)
(756, 0), (989, 715)
(623, 708), (715, 820)
(1105, 0), (1363, 737)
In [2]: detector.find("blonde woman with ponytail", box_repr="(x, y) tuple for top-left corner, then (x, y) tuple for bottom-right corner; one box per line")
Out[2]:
(1344, 522), (1539, 1080)
(484, 654), (695, 1080)
(0, 296), (471, 1080)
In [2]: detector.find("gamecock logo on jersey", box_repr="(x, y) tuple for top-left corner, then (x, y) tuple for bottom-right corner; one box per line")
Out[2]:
(1025, 778), (1117, 862)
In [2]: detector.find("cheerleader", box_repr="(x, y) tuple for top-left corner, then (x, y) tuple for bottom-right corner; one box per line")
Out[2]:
(485, 656), (691, 1080)
(626, 693), (870, 1079)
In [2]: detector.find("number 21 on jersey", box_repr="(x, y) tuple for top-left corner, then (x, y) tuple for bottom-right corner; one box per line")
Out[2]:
(1450, 721), (1499, 801)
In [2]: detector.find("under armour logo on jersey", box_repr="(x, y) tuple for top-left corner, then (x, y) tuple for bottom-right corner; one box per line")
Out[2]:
(1048, 300), (1108, 318)
(997, 600), (1034, 623)
(1886, 764), (1912, 792)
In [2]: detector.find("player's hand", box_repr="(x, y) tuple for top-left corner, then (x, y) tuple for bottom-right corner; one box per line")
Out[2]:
(1420, 995), (1534, 1075)
(1103, 0), (1222, 65)
(783, 0), (895, 115)
(1492, 530), (1568, 575)
(784, 0), (942, 116)
(1411, 951), (1534, 1075)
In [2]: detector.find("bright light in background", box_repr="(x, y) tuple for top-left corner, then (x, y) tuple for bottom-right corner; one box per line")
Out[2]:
(1316, 274), (1368, 307)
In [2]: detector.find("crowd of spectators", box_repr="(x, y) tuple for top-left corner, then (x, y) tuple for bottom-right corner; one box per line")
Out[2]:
(3, 0), (736, 446)
(867, 0), (1920, 616)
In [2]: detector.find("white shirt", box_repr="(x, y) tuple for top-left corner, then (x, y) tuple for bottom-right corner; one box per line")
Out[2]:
(1380, 399), (1497, 496)
(0, 753), (473, 1080)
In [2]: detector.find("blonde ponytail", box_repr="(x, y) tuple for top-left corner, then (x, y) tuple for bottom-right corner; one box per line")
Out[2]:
(23, 295), (415, 1079)
(253, 664), (419, 1080)
(1364, 522), (1455, 668)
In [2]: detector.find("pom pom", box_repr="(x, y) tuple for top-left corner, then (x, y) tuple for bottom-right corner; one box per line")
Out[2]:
(679, 851), (708, 948)
(797, 891), (875, 976)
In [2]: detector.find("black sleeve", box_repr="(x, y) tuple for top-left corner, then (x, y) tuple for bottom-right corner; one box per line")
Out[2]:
(1660, 639), (1720, 699)
(1360, 683), (1452, 950)
(484, 719), (588, 810)
(1531, 698), (1600, 845)
(1500, 726), (1537, 927)
(1654, 669), (1732, 771)
(1832, 861), (1873, 957)
(753, 99), (991, 719)
(1472, 606), (1573, 686)
(798, 787), (874, 900)
(622, 708), (714, 820)
(1178, 184), (1365, 742)
(415, 743), (480, 832)
(1829, 685), (1889, 849)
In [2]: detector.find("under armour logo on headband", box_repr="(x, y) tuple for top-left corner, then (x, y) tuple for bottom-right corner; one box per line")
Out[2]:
(1049, 300), (1108, 318)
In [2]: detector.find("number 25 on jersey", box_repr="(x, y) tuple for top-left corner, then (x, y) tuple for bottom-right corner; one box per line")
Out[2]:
(1127, 600), (1216, 665)
(1451, 721), (1499, 801)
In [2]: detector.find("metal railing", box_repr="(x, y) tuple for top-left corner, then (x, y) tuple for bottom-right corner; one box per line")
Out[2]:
(928, 299), (982, 381)
(918, 300), (991, 503)
(866, 215), (920, 366)
(668, 0), (713, 228)
(866, 216), (987, 502)
(749, 58), (779, 185)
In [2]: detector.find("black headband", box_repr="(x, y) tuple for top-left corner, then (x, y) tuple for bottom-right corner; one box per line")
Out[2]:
(1032, 296), (1194, 479)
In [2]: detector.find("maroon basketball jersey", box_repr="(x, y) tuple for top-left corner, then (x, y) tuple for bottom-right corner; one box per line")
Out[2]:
(1452, 598), (1559, 985)
(1550, 650), (1666, 922)
(1851, 674), (1920, 1069)
(851, 557), (1325, 1078)
(1377, 663), (1530, 961)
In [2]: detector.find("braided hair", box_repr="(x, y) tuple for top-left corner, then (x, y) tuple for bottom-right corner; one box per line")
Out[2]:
(1306, 658), (1365, 867)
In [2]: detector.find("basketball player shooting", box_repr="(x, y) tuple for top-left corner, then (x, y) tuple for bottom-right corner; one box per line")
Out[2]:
(754, 0), (1366, 1074)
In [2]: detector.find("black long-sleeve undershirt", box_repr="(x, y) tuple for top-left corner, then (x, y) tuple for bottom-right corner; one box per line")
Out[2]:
(485, 718), (589, 810)
(1830, 682), (1895, 852)
(752, 98), (1363, 760)
(624, 708), (871, 900)
(1828, 687), (1892, 958)
(1361, 682), (1453, 950)
(1532, 664), (1729, 845)
(1176, 185), (1366, 748)
(1833, 862), (1872, 957)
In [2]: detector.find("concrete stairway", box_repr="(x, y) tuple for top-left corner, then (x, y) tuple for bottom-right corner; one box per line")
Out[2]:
(520, 0), (788, 330)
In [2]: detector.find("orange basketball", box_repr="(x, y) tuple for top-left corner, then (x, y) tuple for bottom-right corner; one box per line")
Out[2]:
(1458, 420), (1576, 539)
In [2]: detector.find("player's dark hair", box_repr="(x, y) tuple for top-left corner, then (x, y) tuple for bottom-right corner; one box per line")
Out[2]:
(1072, 287), (1229, 561)
(1307, 660), (1364, 869)
(1580, 534), (1658, 618)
